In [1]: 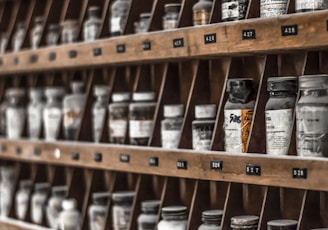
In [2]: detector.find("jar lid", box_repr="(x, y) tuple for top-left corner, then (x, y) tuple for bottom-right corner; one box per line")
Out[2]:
(202, 209), (224, 222)
(34, 16), (44, 24)
(48, 23), (60, 32)
(62, 198), (77, 210)
(112, 191), (135, 203)
(19, 180), (33, 190)
(51, 185), (68, 197)
(141, 200), (161, 213)
(112, 92), (131, 102)
(299, 74), (328, 90)
(226, 78), (255, 93)
(164, 104), (184, 118)
(231, 215), (259, 226)
(92, 192), (111, 205)
(132, 91), (156, 101)
(94, 85), (110, 97)
(195, 104), (217, 119)
(29, 88), (44, 100)
(61, 19), (79, 27)
(140, 12), (152, 19)
(161, 206), (187, 216)
(267, 219), (298, 228)
(70, 81), (85, 94)
(267, 76), (298, 92)
(88, 6), (101, 16)
(45, 87), (66, 97)
(35, 182), (50, 193)
(6, 88), (25, 98)
(164, 3), (182, 13)
(17, 22), (26, 29)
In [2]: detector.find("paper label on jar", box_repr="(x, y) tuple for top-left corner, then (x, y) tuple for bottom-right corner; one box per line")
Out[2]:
(296, 106), (328, 157)
(0, 182), (13, 216)
(260, 0), (288, 17)
(161, 130), (181, 149)
(92, 107), (106, 142)
(295, 0), (325, 10)
(84, 24), (100, 41)
(109, 119), (128, 138)
(112, 206), (131, 229)
(16, 192), (29, 219)
(265, 109), (293, 155)
(163, 19), (179, 30)
(192, 125), (214, 151)
(224, 109), (253, 153)
(129, 120), (153, 138)
(111, 17), (122, 33)
(28, 106), (43, 139)
(7, 108), (25, 139)
(222, 1), (240, 20)
(43, 108), (62, 141)
(193, 11), (210, 25)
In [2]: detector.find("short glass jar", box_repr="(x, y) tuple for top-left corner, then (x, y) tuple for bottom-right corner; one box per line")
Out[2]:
(157, 206), (188, 230)
(28, 88), (45, 139)
(12, 22), (26, 52)
(137, 200), (161, 230)
(163, 3), (182, 30)
(88, 192), (111, 230)
(46, 186), (68, 229)
(112, 191), (135, 230)
(221, 0), (249, 21)
(134, 13), (152, 34)
(61, 19), (79, 44)
(83, 6), (102, 42)
(198, 209), (223, 230)
(110, 0), (131, 36)
(59, 198), (82, 230)
(230, 215), (259, 230)
(30, 16), (44, 49)
(267, 219), (298, 230)
(15, 180), (33, 220)
(193, 0), (213, 26)
(46, 24), (60, 47)
(192, 104), (217, 151)
(260, 0), (288, 17)
(31, 183), (50, 224)
(295, 0), (328, 12)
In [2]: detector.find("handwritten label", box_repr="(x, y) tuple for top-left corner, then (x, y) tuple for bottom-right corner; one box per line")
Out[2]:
(69, 50), (77, 58)
(117, 44), (125, 53)
(246, 164), (261, 176)
(281, 25), (298, 36)
(210, 160), (223, 170)
(292, 168), (307, 179)
(34, 148), (41, 156)
(16, 146), (21, 155)
(242, 29), (256, 40)
(1, 144), (6, 153)
(94, 152), (102, 162)
(204, 33), (216, 44)
(173, 38), (184, 48)
(143, 41), (151, 51)
(120, 154), (130, 163)
(177, 160), (187, 170)
(149, 157), (159, 167)
(30, 54), (38, 63)
(71, 152), (79, 161)
(49, 52), (56, 61)
(14, 57), (19, 65)
(93, 47), (102, 57)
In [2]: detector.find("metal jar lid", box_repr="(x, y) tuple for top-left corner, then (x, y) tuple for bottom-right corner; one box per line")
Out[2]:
(267, 76), (298, 92)
(112, 191), (135, 204)
(132, 91), (156, 102)
(112, 92), (131, 102)
(6, 88), (25, 98)
(51, 185), (68, 197)
(164, 3), (182, 13)
(164, 104), (184, 118)
(141, 200), (161, 213)
(19, 180), (33, 190)
(195, 104), (217, 119)
(94, 85), (110, 97)
(140, 12), (152, 19)
(267, 219), (298, 230)
(161, 205), (187, 218)
(92, 192), (111, 205)
(231, 215), (259, 226)
(88, 6), (101, 17)
(202, 209), (224, 223)
(45, 87), (66, 98)
(299, 74), (328, 90)
(29, 88), (44, 100)
(35, 182), (50, 193)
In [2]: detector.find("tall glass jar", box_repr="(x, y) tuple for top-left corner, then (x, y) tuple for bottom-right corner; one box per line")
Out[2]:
(296, 74), (328, 157)
(137, 200), (161, 230)
(46, 24), (60, 47)
(31, 183), (50, 224)
(30, 17), (44, 49)
(134, 13), (152, 34)
(267, 219), (298, 230)
(198, 209), (223, 230)
(230, 215), (259, 230)
(0, 166), (16, 217)
(12, 22), (26, 52)
(224, 78), (256, 153)
(6, 88), (26, 139)
(265, 77), (297, 156)
(28, 88), (45, 139)
(92, 85), (110, 143)
(157, 206), (188, 230)
(46, 186), (68, 229)
(61, 19), (79, 44)
(83, 6), (102, 42)
(295, 0), (328, 12)
(221, 0), (249, 21)
(59, 199), (82, 230)
(15, 180), (33, 220)
(88, 192), (111, 230)
(112, 191), (135, 230)
(163, 4), (181, 30)
(0, 32), (8, 54)
(193, 0), (213, 26)
(110, 0), (131, 36)
(108, 92), (130, 144)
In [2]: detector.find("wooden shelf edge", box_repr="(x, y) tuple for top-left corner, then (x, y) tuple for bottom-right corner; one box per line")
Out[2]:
(0, 217), (50, 230)
(0, 138), (327, 192)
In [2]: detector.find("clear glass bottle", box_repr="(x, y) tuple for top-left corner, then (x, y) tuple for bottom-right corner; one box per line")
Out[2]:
(192, 104), (217, 151)
(261, 0), (288, 17)
(61, 19), (79, 44)
(157, 206), (188, 230)
(30, 16), (44, 49)
(43, 87), (66, 141)
(46, 24), (60, 47)
(59, 198), (82, 230)
(6, 88), (26, 139)
(295, 0), (328, 12)
(12, 22), (26, 52)
(296, 74), (328, 157)
(267, 219), (298, 230)
(134, 13), (152, 34)
(46, 186), (68, 229)
(163, 4), (182, 30)
(15, 180), (33, 220)
(198, 209), (223, 230)
(110, 0), (131, 36)
(137, 200), (161, 230)
(88, 192), (111, 230)
(0, 32), (8, 54)
(0, 166), (16, 217)
(83, 6), (102, 42)
(230, 215), (259, 230)
(161, 104), (184, 149)
(112, 191), (135, 230)
(28, 88), (45, 139)
(224, 78), (256, 153)
(221, 0), (249, 21)
(265, 77), (297, 156)
(31, 182), (50, 224)
(0, 90), (10, 136)
(92, 85), (110, 143)
(108, 92), (130, 144)
(193, 0), (213, 26)
(129, 91), (157, 145)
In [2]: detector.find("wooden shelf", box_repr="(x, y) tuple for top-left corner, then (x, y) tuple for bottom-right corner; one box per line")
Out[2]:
(0, 217), (50, 230)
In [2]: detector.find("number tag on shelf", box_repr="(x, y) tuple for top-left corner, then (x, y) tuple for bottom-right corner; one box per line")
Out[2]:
(204, 33), (216, 44)
(34, 148), (41, 156)
(242, 29), (256, 40)
(0, 58), (3, 66)
(117, 44), (126, 53)
(246, 164), (261, 176)
(210, 160), (223, 170)
(14, 57), (19, 65)
(177, 160), (187, 170)
(1, 144), (6, 153)
(16, 146), (21, 155)
(69, 50), (77, 58)
(94, 152), (102, 162)
(30, 54), (38, 63)
(93, 47), (102, 57)
(120, 154), (130, 163)
(71, 152), (80, 161)
(292, 168), (307, 179)
(281, 25), (298, 36)
(173, 38), (184, 48)
(143, 41), (151, 51)
(49, 52), (56, 61)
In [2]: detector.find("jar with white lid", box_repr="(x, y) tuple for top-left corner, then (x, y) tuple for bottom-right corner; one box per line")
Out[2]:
(157, 206), (188, 230)
(46, 186), (68, 229)
(83, 6), (102, 42)
(59, 198), (82, 230)
(15, 180), (33, 220)
(230, 215), (259, 230)
(31, 183), (50, 224)
(137, 200), (161, 230)
(192, 104), (217, 151)
(108, 92), (131, 144)
(193, 0), (213, 26)
(12, 22), (26, 52)
(198, 209), (223, 230)
(163, 3), (181, 30)
(112, 191), (135, 230)
(46, 24), (60, 46)
(0, 166), (15, 217)
(267, 219), (298, 230)
(28, 88), (45, 139)
(296, 74), (328, 157)
(110, 0), (131, 36)
(92, 85), (111, 143)
(129, 92), (156, 145)
(88, 192), (111, 230)
(61, 19), (79, 44)
(161, 104), (184, 149)
(30, 16), (44, 49)
(295, 0), (328, 12)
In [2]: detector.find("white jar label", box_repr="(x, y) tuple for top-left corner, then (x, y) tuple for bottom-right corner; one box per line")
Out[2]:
(92, 107), (106, 142)
(129, 120), (153, 138)
(260, 0), (288, 17)
(43, 108), (62, 141)
(161, 130), (181, 149)
(32, 200), (45, 224)
(7, 108), (25, 139)
(163, 19), (179, 30)
(109, 119), (128, 138)
(28, 106), (43, 139)
(296, 106), (328, 157)
(16, 192), (29, 220)
(192, 126), (214, 151)
(0, 183), (13, 217)
(222, 1), (239, 20)
(111, 17), (122, 33)
(112, 206), (131, 229)
(265, 109), (293, 155)
(296, 0), (325, 10)
(224, 109), (253, 153)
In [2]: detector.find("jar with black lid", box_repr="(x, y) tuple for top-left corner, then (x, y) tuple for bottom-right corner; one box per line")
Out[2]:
(163, 4), (181, 30)
(224, 78), (255, 153)
(134, 13), (152, 34)
(110, 0), (131, 36)
(137, 200), (161, 230)
(267, 219), (298, 230)
(88, 192), (111, 230)
(231, 215), (259, 230)
(193, 0), (213, 26)
(295, 0), (328, 12)
(265, 76), (297, 156)
(112, 191), (135, 230)
(221, 0), (249, 21)
(198, 209), (223, 230)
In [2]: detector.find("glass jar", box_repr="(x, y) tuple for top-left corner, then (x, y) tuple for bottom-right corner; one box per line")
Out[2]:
(230, 215), (259, 230)
(137, 200), (161, 230)
(265, 77), (297, 156)
(129, 91), (156, 145)
(6, 88), (26, 139)
(61, 19), (79, 44)
(108, 92), (130, 144)
(110, 0), (131, 36)
(198, 209), (223, 230)
(163, 3), (181, 30)
(15, 180), (33, 220)
(46, 186), (68, 229)
(267, 219), (298, 230)
(0, 32), (8, 54)
(59, 199), (82, 230)
(28, 88), (45, 139)
(30, 16), (44, 49)
(134, 13), (152, 34)
(12, 22), (26, 52)
(83, 6), (102, 42)
(88, 192), (111, 230)
(221, 0), (249, 21)
(296, 74), (328, 157)
(224, 78), (256, 153)
(157, 206), (188, 230)
(192, 104), (217, 151)
(112, 191), (135, 230)
(193, 0), (213, 26)
(92, 85), (110, 143)
(260, 0), (288, 17)
(161, 104), (184, 149)
(31, 182), (50, 224)
(0, 91), (9, 136)
(0, 166), (15, 217)
(46, 24), (60, 47)
(43, 87), (66, 141)
(295, 0), (328, 12)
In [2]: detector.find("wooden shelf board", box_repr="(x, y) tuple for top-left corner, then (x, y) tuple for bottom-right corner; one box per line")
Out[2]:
(0, 217), (50, 230)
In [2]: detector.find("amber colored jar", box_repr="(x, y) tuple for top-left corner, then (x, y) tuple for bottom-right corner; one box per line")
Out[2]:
(163, 4), (182, 30)
(193, 0), (213, 26)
